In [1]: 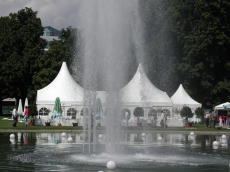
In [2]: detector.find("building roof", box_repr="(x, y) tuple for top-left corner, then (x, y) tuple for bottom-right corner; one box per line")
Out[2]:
(36, 62), (84, 105)
(170, 84), (201, 107)
(43, 26), (61, 36)
(120, 64), (172, 107)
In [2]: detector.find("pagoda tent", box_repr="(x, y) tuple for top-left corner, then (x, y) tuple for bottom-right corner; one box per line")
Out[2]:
(120, 63), (173, 117)
(36, 62), (84, 115)
(170, 84), (201, 112)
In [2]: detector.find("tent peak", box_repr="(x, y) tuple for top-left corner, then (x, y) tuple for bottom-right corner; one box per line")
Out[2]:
(171, 84), (201, 106)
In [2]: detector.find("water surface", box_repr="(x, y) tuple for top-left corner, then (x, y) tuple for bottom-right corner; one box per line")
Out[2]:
(1, 132), (230, 172)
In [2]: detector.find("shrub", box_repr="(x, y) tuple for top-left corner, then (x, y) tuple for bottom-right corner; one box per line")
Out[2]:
(133, 107), (144, 122)
(195, 107), (204, 123)
(28, 104), (38, 117)
(180, 106), (193, 122)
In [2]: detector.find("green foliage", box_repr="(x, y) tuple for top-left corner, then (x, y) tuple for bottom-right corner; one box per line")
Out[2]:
(28, 104), (37, 117)
(133, 107), (144, 120)
(180, 106), (193, 121)
(30, 27), (79, 104)
(195, 107), (204, 123)
(195, 107), (204, 118)
(0, 7), (46, 107)
(139, 0), (180, 96)
(171, 0), (230, 108)
(2, 2), (230, 112)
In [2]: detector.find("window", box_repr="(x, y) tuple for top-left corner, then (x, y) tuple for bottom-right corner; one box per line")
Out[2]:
(39, 107), (49, 116)
(67, 108), (77, 119)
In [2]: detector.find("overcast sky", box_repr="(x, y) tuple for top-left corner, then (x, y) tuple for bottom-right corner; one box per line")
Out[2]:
(0, 0), (81, 30)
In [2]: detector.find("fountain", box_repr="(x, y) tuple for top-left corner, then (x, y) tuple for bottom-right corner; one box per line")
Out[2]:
(77, 0), (145, 155)
(1, 1), (230, 172)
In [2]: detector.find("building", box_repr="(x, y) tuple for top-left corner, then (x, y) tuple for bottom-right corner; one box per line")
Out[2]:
(41, 26), (61, 50)
(2, 98), (16, 115)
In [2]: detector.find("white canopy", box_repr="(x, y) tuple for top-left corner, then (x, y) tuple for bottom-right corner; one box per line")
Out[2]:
(170, 84), (201, 110)
(36, 62), (84, 105)
(120, 64), (172, 107)
(215, 102), (230, 110)
(36, 62), (173, 108)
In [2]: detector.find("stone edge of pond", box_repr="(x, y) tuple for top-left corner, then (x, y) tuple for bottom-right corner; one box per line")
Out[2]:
(1, 129), (230, 135)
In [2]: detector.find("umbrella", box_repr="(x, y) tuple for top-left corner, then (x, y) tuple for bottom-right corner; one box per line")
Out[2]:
(24, 98), (28, 109)
(96, 98), (103, 120)
(17, 99), (23, 121)
(51, 97), (62, 119)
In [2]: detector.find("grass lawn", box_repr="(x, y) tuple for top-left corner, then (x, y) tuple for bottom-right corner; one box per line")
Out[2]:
(0, 116), (82, 131)
(0, 115), (229, 133)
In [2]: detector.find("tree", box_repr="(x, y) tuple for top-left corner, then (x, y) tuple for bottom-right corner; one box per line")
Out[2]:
(133, 107), (144, 122)
(30, 27), (79, 104)
(139, 0), (180, 96)
(0, 8), (46, 115)
(171, 0), (230, 108)
(195, 107), (204, 123)
(180, 106), (193, 122)
(0, 16), (11, 115)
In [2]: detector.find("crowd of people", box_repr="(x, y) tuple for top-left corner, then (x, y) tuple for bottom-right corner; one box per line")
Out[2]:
(12, 106), (29, 127)
(205, 109), (230, 128)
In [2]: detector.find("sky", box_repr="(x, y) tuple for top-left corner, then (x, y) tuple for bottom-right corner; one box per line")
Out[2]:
(0, 0), (81, 30)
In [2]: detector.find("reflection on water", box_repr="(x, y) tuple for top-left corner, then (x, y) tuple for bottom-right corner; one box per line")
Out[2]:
(0, 132), (230, 172)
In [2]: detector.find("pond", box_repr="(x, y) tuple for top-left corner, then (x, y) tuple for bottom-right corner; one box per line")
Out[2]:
(0, 131), (230, 172)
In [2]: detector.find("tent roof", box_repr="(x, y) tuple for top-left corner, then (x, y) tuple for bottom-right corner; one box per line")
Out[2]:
(36, 62), (84, 104)
(170, 84), (201, 107)
(215, 102), (230, 110)
(120, 63), (172, 106)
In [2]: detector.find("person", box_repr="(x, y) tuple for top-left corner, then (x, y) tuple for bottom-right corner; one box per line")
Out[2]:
(205, 112), (210, 127)
(212, 109), (217, 129)
(219, 116), (223, 126)
(24, 106), (29, 126)
(223, 113), (227, 126)
(163, 112), (167, 128)
(227, 110), (230, 128)
(12, 106), (18, 127)
(160, 111), (164, 127)
(23, 133), (28, 145)
(125, 111), (130, 127)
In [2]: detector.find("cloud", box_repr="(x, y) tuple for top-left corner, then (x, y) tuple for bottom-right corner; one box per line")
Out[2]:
(0, 0), (80, 30)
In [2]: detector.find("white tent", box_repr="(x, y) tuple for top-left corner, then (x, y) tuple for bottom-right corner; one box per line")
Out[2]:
(215, 102), (230, 110)
(36, 62), (179, 126)
(37, 62), (172, 108)
(36, 62), (84, 108)
(170, 84), (201, 111)
(120, 63), (172, 107)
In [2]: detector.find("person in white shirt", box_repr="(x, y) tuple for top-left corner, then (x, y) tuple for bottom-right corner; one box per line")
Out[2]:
(12, 106), (18, 127)
(205, 112), (210, 127)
